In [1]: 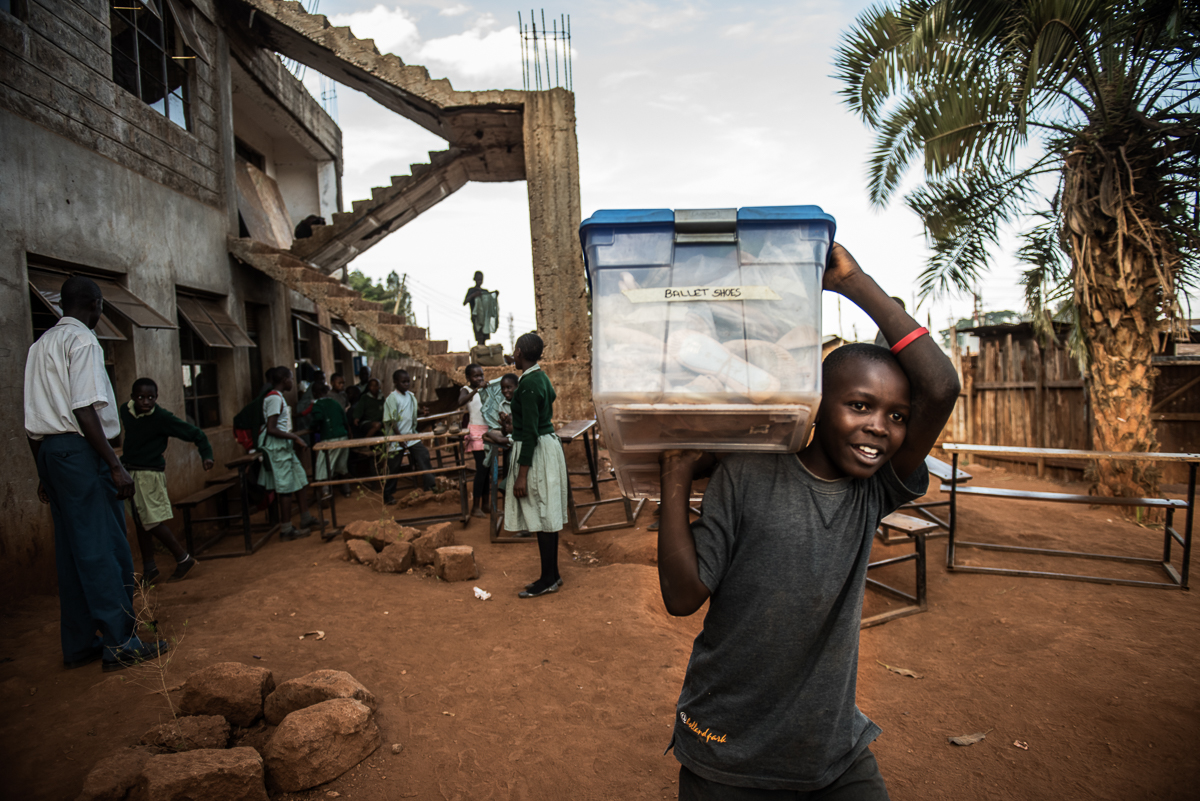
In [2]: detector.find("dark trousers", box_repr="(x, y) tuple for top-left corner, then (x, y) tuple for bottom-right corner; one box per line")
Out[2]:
(679, 749), (889, 801)
(35, 434), (141, 662)
(383, 442), (435, 498)
(472, 450), (489, 503)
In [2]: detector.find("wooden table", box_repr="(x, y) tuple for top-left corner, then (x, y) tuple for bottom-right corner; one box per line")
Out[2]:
(309, 431), (471, 536)
(556, 419), (645, 534)
(942, 444), (1197, 589)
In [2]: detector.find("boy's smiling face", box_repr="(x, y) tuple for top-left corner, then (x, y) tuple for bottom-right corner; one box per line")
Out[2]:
(500, 379), (517, 401)
(807, 356), (910, 480)
(132, 385), (158, 414)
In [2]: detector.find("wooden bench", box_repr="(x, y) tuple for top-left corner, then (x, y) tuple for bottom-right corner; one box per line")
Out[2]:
(863, 513), (936, 628)
(173, 481), (237, 556)
(943, 444), (1198, 589)
(889, 455), (972, 541)
(309, 431), (472, 536)
(876, 510), (941, 546)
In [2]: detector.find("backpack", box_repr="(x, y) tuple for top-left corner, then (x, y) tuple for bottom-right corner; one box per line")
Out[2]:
(232, 388), (270, 452)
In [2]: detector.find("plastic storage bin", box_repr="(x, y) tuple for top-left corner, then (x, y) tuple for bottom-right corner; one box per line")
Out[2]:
(581, 206), (835, 499)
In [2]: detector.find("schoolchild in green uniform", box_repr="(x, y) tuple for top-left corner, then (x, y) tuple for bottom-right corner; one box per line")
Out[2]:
(310, 381), (352, 497)
(505, 333), (570, 599)
(119, 378), (209, 584)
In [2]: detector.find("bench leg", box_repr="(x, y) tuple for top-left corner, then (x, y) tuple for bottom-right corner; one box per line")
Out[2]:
(1183, 462), (1195, 590)
(946, 453), (959, 569)
(182, 507), (194, 556)
(915, 532), (927, 611)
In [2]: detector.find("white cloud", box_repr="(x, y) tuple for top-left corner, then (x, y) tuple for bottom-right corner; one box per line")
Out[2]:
(600, 69), (650, 89)
(605, 1), (704, 31)
(419, 23), (521, 84)
(327, 5), (420, 56)
(724, 22), (754, 37)
(439, 3), (469, 16)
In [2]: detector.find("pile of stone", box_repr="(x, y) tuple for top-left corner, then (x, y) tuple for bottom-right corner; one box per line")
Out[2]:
(78, 664), (383, 801)
(342, 520), (478, 582)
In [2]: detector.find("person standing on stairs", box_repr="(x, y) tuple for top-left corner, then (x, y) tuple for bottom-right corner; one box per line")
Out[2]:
(463, 271), (500, 347)
(505, 333), (570, 598)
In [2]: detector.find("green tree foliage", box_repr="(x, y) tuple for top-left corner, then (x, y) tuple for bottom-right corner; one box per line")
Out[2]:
(835, 0), (1199, 495)
(346, 270), (414, 359)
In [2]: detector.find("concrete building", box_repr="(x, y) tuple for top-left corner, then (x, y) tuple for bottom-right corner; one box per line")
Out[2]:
(1, 0), (589, 602)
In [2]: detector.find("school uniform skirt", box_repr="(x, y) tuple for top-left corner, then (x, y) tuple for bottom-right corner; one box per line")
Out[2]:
(504, 433), (569, 533)
(258, 433), (309, 495)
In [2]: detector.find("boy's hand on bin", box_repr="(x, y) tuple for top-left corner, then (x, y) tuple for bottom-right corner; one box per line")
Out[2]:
(660, 450), (716, 481)
(823, 243), (865, 294)
(202, 459), (214, 471)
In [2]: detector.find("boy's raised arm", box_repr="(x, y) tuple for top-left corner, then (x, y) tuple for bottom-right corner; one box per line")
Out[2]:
(658, 450), (712, 616)
(824, 244), (961, 481)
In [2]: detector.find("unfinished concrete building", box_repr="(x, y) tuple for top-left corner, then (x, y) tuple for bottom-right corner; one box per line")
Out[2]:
(0, 0), (588, 600)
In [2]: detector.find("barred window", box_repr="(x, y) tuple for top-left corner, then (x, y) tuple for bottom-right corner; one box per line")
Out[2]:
(110, 1), (192, 130)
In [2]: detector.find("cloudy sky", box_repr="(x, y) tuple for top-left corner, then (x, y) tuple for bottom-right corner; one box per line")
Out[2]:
(301, 0), (1047, 352)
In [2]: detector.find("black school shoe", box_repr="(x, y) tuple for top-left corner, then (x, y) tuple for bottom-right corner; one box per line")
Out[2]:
(168, 557), (198, 582)
(519, 578), (563, 599)
(102, 639), (171, 672)
(64, 647), (104, 670)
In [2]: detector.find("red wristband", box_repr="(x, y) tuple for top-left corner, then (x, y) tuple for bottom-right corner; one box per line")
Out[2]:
(890, 327), (929, 355)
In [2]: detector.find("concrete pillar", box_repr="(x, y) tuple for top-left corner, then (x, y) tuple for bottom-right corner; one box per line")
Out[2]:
(316, 305), (336, 375)
(522, 89), (588, 365)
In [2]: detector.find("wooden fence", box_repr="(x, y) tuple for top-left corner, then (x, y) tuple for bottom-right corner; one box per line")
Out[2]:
(938, 324), (1198, 485)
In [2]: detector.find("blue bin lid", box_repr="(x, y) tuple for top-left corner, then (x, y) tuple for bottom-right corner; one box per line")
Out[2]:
(578, 205), (836, 282)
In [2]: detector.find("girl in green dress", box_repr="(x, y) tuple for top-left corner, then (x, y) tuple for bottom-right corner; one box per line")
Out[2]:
(505, 333), (570, 598)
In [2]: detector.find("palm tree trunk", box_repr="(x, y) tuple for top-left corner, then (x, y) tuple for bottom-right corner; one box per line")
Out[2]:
(1064, 143), (1171, 506)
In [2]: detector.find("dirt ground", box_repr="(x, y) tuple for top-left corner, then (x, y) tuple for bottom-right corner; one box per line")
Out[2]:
(1, 459), (1198, 801)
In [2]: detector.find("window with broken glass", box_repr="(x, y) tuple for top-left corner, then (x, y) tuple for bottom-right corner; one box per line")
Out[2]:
(179, 311), (220, 428)
(110, 1), (192, 130)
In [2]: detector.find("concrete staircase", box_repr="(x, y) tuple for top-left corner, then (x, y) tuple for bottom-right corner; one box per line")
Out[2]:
(236, 0), (529, 158)
(230, 236), (485, 379)
(291, 148), (470, 274)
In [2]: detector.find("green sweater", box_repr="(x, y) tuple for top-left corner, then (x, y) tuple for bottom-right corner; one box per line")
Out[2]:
(512, 366), (556, 467)
(353, 392), (385, 425)
(119, 401), (213, 470)
(311, 397), (349, 439)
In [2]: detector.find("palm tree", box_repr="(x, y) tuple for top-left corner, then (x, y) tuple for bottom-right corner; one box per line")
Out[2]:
(835, 0), (1199, 499)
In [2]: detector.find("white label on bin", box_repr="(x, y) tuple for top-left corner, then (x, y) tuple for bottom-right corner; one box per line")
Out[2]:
(622, 285), (781, 303)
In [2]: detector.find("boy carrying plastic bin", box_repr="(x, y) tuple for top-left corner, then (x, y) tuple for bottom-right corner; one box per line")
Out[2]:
(657, 243), (960, 798)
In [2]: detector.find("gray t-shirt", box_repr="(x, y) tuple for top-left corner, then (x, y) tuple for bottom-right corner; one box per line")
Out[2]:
(672, 453), (928, 791)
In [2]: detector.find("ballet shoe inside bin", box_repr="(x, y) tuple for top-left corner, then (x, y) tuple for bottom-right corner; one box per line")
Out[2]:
(580, 206), (835, 500)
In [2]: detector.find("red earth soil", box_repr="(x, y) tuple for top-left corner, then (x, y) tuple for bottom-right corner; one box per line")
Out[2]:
(1, 460), (1196, 800)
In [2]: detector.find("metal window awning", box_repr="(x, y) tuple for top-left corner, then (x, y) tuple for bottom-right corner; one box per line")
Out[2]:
(332, 322), (365, 353)
(198, 299), (255, 347)
(291, 310), (333, 336)
(28, 269), (126, 341)
(176, 295), (255, 348)
(89, 276), (176, 329)
(177, 296), (231, 347)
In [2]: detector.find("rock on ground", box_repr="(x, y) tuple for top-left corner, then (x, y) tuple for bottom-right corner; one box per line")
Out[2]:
(435, 545), (478, 582)
(141, 747), (267, 801)
(140, 715), (230, 752)
(412, 522), (455, 566)
(264, 670), (378, 726)
(373, 541), (414, 573)
(263, 699), (380, 792)
(77, 747), (151, 801)
(345, 539), (378, 565)
(342, 520), (421, 551)
(179, 663), (275, 727)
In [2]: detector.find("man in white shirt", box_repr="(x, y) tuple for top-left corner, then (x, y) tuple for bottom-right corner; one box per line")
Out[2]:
(24, 275), (168, 673)
(382, 368), (435, 503)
